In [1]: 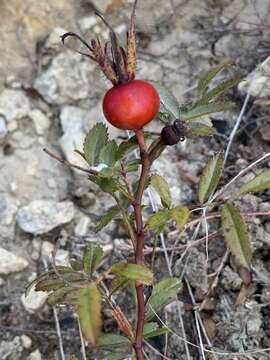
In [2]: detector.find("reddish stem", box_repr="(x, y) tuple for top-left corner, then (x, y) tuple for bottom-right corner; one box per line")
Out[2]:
(131, 130), (165, 359)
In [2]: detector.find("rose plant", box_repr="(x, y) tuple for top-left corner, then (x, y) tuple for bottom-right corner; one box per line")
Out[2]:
(27, 2), (270, 359)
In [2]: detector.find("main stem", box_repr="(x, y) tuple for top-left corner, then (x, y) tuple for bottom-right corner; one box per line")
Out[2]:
(132, 129), (150, 360)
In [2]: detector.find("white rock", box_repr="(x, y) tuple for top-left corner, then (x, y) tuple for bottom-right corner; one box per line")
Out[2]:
(0, 193), (19, 239)
(28, 349), (42, 360)
(16, 200), (74, 235)
(21, 286), (48, 314)
(21, 335), (32, 349)
(44, 27), (67, 52)
(74, 215), (91, 237)
(29, 109), (50, 135)
(0, 116), (7, 139)
(238, 56), (270, 101)
(0, 248), (29, 275)
(59, 106), (88, 169)
(0, 89), (31, 121)
(34, 51), (95, 105)
(78, 16), (98, 32)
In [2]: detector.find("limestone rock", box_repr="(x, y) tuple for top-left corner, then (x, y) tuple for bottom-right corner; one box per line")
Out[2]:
(34, 51), (95, 105)
(0, 248), (29, 275)
(16, 200), (74, 235)
(21, 286), (48, 314)
(0, 89), (30, 122)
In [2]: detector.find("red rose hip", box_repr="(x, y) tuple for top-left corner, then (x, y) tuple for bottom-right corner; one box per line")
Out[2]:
(103, 80), (160, 130)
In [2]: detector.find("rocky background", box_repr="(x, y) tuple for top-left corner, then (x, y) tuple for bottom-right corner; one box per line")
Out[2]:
(0, 0), (270, 359)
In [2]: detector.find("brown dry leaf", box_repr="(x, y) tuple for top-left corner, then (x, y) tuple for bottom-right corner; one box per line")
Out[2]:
(203, 318), (218, 340)
(236, 284), (257, 306)
(112, 306), (134, 340)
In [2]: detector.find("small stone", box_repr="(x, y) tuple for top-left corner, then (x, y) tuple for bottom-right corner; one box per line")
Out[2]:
(59, 106), (88, 170)
(0, 194), (19, 239)
(246, 301), (263, 334)
(17, 200), (74, 235)
(21, 335), (32, 349)
(6, 119), (18, 132)
(29, 109), (50, 135)
(238, 56), (270, 102)
(0, 277), (5, 286)
(28, 349), (42, 360)
(34, 51), (95, 105)
(0, 248), (29, 275)
(0, 89), (31, 122)
(221, 266), (242, 290)
(78, 16), (98, 32)
(21, 287), (48, 314)
(174, 247), (208, 293)
(74, 216), (91, 237)
(44, 27), (67, 52)
(0, 116), (7, 139)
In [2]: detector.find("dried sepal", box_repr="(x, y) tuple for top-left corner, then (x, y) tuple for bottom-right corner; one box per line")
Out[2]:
(61, 1), (138, 85)
(126, 0), (138, 81)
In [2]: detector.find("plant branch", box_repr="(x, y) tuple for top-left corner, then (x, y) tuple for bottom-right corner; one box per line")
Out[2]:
(43, 148), (99, 175)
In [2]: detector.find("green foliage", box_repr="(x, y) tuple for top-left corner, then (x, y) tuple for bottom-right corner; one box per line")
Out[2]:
(146, 278), (182, 321)
(187, 121), (214, 137)
(198, 153), (224, 203)
(78, 283), (102, 346)
(96, 207), (120, 232)
(151, 82), (180, 120)
(89, 174), (119, 193)
(97, 334), (130, 349)
(147, 209), (172, 234)
(170, 206), (190, 230)
(48, 287), (80, 305)
(239, 170), (270, 195)
(151, 174), (172, 209)
(183, 102), (234, 121)
(147, 206), (190, 234)
(111, 263), (153, 285)
(221, 202), (252, 269)
(83, 245), (104, 277)
(197, 62), (234, 96)
(99, 140), (118, 167)
(143, 322), (170, 339)
(83, 123), (109, 166)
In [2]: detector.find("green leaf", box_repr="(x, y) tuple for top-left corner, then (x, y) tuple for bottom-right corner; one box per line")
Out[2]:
(170, 206), (190, 230)
(116, 136), (138, 160)
(77, 283), (102, 346)
(97, 334), (130, 349)
(111, 263), (153, 285)
(83, 123), (108, 166)
(151, 174), (172, 209)
(83, 245), (104, 277)
(198, 153), (224, 203)
(188, 122), (214, 137)
(198, 62), (233, 95)
(221, 202), (252, 268)
(99, 140), (118, 166)
(151, 82), (180, 119)
(239, 170), (270, 196)
(124, 158), (141, 173)
(143, 322), (170, 339)
(26, 266), (80, 296)
(96, 207), (120, 232)
(199, 77), (242, 104)
(146, 278), (182, 321)
(109, 277), (130, 295)
(48, 287), (79, 305)
(89, 175), (119, 193)
(35, 279), (65, 292)
(183, 102), (234, 121)
(147, 209), (171, 234)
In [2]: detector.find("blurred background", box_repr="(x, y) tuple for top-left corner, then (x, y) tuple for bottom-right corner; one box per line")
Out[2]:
(0, 0), (270, 359)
